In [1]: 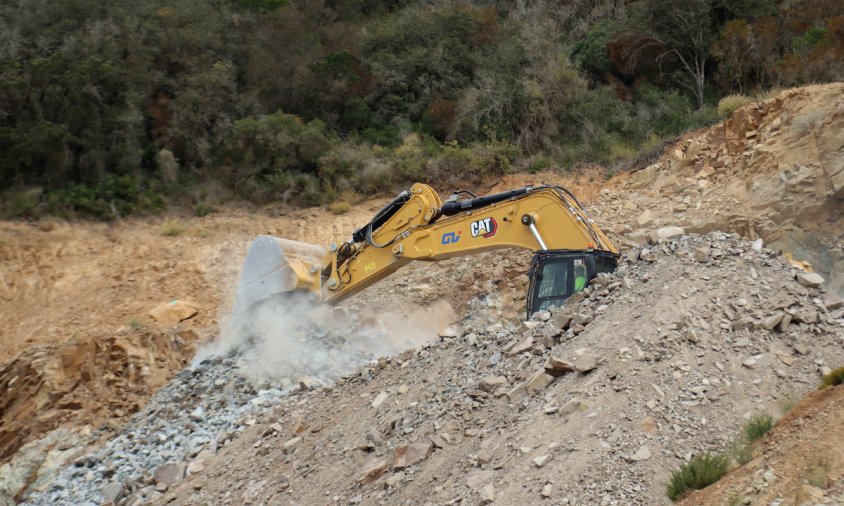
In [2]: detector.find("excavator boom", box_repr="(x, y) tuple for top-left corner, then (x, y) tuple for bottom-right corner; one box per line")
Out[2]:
(234, 183), (618, 316)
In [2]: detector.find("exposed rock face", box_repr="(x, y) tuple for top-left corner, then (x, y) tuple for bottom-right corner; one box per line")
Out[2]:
(609, 83), (844, 297)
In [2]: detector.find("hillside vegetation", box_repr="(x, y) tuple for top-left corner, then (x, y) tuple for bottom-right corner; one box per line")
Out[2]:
(1, 0), (841, 218)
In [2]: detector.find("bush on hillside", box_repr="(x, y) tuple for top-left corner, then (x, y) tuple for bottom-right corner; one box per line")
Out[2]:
(743, 414), (774, 443)
(717, 94), (753, 117)
(666, 453), (730, 501)
(819, 366), (844, 389)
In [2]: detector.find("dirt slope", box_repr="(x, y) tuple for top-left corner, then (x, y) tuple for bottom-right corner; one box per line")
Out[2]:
(682, 384), (844, 506)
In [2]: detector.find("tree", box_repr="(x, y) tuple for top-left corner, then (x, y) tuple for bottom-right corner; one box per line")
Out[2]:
(624, 0), (718, 109)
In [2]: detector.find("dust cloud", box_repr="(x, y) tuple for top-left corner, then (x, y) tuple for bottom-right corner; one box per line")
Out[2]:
(194, 295), (455, 386)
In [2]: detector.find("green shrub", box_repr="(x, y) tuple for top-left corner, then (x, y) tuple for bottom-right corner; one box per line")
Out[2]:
(328, 201), (351, 215)
(128, 317), (145, 332)
(730, 440), (753, 465)
(42, 174), (165, 220)
(194, 204), (216, 217)
(717, 94), (753, 117)
(161, 222), (185, 236)
(2, 187), (43, 218)
(780, 393), (800, 413)
(666, 453), (730, 501)
(819, 366), (844, 389)
(743, 414), (774, 443)
(806, 457), (830, 489)
(431, 140), (520, 182)
(526, 156), (554, 173)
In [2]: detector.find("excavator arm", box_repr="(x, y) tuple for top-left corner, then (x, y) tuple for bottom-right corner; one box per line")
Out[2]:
(233, 183), (618, 316)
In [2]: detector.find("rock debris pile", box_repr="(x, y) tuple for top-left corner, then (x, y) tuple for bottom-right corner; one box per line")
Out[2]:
(144, 232), (840, 506)
(22, 311), (409, 506)
(21, 232), (844, 505)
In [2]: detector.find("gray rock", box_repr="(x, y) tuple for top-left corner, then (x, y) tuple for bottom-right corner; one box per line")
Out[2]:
(544, 356), (576, 377)
(394, 441), (433, 469)
(102, 481), (124, 503)
(479, 376), (507, 393)
(575, 354), (598, 373)
(153, 462), (186, 487)
(796, 272), (825, 288)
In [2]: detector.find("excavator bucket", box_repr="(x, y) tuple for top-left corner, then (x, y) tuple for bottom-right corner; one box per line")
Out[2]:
(231, 236), (326, 316)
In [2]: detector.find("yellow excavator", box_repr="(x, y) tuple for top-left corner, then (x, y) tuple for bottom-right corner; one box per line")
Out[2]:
(233, 183), (619, 318)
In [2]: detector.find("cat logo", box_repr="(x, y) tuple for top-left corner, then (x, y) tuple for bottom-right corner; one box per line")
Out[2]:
(470, 217), (498, 238)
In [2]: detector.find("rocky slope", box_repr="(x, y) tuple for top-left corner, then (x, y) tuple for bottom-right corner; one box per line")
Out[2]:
(21, 232), (844, 506)
(596, 83), (844, 295)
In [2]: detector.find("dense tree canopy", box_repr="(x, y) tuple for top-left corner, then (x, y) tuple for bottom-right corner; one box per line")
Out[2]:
(0, 0), (841, 218)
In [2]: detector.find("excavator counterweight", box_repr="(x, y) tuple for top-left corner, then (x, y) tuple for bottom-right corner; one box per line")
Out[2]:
(234, 183), (619, 317)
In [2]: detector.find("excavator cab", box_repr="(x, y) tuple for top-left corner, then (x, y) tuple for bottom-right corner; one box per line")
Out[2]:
(526, 250), (618, 316)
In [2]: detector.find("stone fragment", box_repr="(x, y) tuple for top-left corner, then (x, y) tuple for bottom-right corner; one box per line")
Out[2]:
(732, 316), (755, 331)
(358, 459), (389, 484)
(822, 292), (844, 310)
(486, 351), (502, 366)
(439, 326), (460, 338)
(102, 482), (124, 503)
(282, 436), (302, 454)
(793, 343), (809, 355)
(479, 376), (508, 393)
(525, 370), (554, 394)
(532, 310), (551, 321)
(778, 314), (792, 332)
(505, 384), (525, 402)
(630, 446), (651, 461)
(371, 392), (389, 409)
(541, 483), (552, 498)
(429, 434), (448, 449)
(575, 354), (598, 373)
(693, 247), (710, 263)
(560, 399), (582, 416)
(648, 226), (685, 244)
(394, 441), (433, 469)
(796, 272), (825, 288)
(186, 450), (214, 475)
(544, 356), (576, 377)
(148, 300), (198, 326)
(508, 336), (534, 356)
(640, 248), (658, 262)
(365, 429), (386, 447)
(761, 313), (784, 331)
(639, 417), (657, 434)
(189, 406), (205, 422)
(533, 454), (552, 467)
(751, 238), (763, 252)
(742, 355), (763, 369)
(637, 210), (653, 226)
(297, 376), (320, 390)
(793, 308), (817, 324)
(466, 469), (494, 491)
(479, 483), (496, 503)
(154, 462), (187, 487)
(385, 472), (405, 487)
(541, 322), (562, 339)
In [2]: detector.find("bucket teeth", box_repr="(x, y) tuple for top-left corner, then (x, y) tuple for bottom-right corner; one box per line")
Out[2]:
(232, 236), (326, 314)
